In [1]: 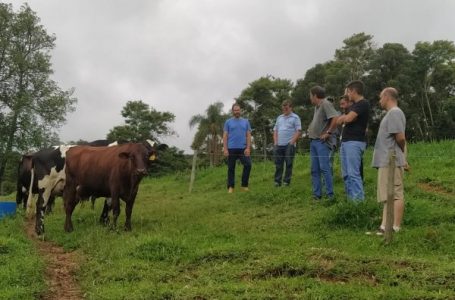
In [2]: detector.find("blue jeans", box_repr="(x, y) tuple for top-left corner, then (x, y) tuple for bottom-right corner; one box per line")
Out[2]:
(274, 144), (295, 185)
(340, 141), (366, 201)
(227, 148), (252, 188)
(310, 140), (334, 198)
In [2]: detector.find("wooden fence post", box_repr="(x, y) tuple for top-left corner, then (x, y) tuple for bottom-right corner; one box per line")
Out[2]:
(384, 149), (396, 244)
(189, 150), (197, 193)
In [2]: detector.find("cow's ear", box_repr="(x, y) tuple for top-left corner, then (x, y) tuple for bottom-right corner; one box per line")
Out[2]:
(119, 152), (130, 159)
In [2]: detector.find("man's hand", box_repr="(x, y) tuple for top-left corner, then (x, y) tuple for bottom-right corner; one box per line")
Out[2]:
(244, 148), (250, 157)
(404, 161), (410, 172)
(320, 132), (330, 141)
(223, 149), (229, 157)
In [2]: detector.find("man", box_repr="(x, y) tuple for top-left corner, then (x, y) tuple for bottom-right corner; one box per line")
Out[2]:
(336, 80), (370, 201)
(273, 99), (302, 186)
(223, 103), (252, 193)
(372, 87), (408, 235)
(339, 94), (364, 181)
(308, 86), (339, 200)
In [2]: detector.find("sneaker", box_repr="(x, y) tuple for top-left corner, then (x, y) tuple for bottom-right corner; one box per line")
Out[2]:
(283, 182), (290, 187)
(228, 187), (234, 193)
(375, 228), (385, 236)
(375, 226), (400, 236)
(274, 182), (281, 187)
(241, 187), (249, 192)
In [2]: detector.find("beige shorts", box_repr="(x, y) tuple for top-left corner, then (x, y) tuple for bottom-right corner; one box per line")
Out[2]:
(377, 167), (404, 203)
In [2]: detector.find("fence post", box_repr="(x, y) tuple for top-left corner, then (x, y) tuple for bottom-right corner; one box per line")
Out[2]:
(189, 150), (197, 193)
(384, 149), (396, 244)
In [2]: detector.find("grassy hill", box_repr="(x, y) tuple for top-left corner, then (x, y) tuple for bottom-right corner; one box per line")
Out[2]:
(1, 140), (454, 299)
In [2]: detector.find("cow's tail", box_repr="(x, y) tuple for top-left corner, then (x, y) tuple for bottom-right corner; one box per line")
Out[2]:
(16, 163), (23, 205)
(26, 167), (36, 219)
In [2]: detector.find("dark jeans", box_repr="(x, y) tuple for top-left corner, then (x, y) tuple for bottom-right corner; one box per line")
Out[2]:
(227, 148), (252, 188)
(310, 139), (334, 198)
(274, 144), (295, 185)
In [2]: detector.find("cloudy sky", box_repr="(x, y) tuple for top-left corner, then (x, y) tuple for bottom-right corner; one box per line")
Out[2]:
(8, 0), (455, 152)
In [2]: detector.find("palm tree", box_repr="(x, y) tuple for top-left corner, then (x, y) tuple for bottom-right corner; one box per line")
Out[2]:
(189, 102), (228, 167)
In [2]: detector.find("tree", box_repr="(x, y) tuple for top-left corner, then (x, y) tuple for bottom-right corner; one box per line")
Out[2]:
(0, 4), (76, 189)
(411, 40), (455, 140)
(236, 76), (294, 158)
(335, 32), (376, 81)
(189, 102), (227, 167)
(107, 100), (175, 142)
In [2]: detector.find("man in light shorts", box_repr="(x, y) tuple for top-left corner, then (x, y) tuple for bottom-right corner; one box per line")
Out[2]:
(372, 87), (409, 235)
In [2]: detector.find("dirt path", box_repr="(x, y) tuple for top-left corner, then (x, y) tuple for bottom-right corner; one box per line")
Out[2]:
(25, 219), (84, 300)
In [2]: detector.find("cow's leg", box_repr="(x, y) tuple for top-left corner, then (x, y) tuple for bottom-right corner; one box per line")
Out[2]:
(35, 191), (45, 235)
(45, 195), (55, 214)
(90, 196), (96, 210)
(99, 198), (111, 225)
(64, 184), (77, 232)
(124, 188), (139, 231)
(110, 195), (121, 230)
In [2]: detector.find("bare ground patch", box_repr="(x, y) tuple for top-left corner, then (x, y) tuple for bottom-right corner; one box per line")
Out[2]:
(25, 219), (84, 300)
(418, 182), (453, 197)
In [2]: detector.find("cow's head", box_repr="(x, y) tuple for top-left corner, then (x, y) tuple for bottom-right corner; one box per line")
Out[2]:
(143, 140), (168, 164)
(118, 142), (166, 176)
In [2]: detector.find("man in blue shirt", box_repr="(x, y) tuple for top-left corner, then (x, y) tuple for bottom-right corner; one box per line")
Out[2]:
(223, 103), (252, 193)
(273, 100), (302, 186)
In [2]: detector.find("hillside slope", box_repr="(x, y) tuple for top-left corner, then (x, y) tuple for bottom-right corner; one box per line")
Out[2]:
(1, 140), (454, 299)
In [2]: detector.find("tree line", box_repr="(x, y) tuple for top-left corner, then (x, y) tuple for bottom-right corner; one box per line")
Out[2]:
(190, 32), (455, 164)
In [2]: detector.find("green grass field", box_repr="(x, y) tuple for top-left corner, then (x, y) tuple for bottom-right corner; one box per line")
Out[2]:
(1, 140), (454, 299)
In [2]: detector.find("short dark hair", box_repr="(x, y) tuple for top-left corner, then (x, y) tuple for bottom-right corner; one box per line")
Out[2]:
(310, 86), (326, 99)
(232, 103), (240, 110)
(281, 99), (293, 107)
(346, 80), (365, 96)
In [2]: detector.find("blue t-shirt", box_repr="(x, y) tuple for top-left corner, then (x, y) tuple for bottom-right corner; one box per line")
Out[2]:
(223, 117), (251, 149)
(273, 112), (302, 146)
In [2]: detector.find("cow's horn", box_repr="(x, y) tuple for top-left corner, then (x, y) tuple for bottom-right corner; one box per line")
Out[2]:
(146, 139), (155, 147)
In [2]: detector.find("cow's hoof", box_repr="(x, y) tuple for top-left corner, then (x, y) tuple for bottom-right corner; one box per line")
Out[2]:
(35, 226), (44, 236)
(100, 216), (109, 226)
(124, 225), (132, 232)
(64, 225), (73, 232)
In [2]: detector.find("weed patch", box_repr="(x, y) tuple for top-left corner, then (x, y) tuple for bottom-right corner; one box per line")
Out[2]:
(323, 200), (378, 229)
(132, 239), (188, 263)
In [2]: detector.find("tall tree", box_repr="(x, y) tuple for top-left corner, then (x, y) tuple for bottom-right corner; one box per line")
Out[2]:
(411, 40), (455, 140)
(107, 100), (175, 142)
(189, 102), (227, 167)
(236, 76), (294, 158)
(0, 4), (76, 187)
(335, 32), (375, 81)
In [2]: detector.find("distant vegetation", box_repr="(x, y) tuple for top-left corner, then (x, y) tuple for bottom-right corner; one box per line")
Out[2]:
(1, 140), (454, 299)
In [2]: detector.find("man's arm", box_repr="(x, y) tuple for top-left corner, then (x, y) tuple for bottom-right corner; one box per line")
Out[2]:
(273, 130), (278, 145)
(321, 116), (338, 140)
(394, 132), (406, 153)
(290, 130), (302, 145)
(223, 131), (228, 156)
(336, 111), (358, 125)
(395, 132), (410, 171)
(244, 131), (251, 156)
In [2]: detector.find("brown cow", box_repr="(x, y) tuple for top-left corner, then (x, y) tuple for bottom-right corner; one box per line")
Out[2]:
(63, 141), (158, 232)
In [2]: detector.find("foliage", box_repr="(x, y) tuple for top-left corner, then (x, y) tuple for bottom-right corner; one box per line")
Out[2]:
(292, 33), (455, 144)
(189, 102), (228, 166)
(107, 100), (175, 143)
(0, 3), (76, 187)
(148, 146), (190, 176)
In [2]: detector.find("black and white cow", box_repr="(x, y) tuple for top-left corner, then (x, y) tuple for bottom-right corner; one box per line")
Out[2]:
(23, 140), (118, 235)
